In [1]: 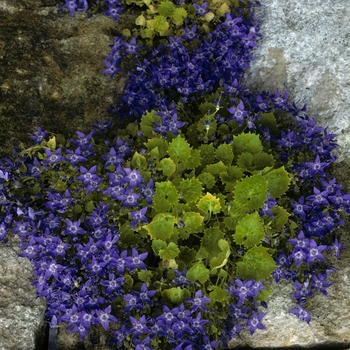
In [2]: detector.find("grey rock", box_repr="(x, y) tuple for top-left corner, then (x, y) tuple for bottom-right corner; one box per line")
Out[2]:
(0, 237), (47, 350)
(244, 0), (350, 163)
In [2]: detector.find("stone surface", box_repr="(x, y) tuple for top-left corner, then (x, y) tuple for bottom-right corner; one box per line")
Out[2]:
(0, 0), (130, 158)
(244, 0), (350, 163)
(0, 237), (47, 350)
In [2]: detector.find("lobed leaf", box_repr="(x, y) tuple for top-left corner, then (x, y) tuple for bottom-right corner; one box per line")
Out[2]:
(186, 261), (210, 283)
(215, 143), (234, 165)
(143, 213), (177, 240)
(158, 157), (176, 177)
(234, 174), (268, 210)
(153, 181), (179, 212)
(209, 239), (230, 269)
(168, 135), (192, 163)
(157, 1), (175, 17)
(264, 166), (291, 198)
(237, 152), (274, 173)
(197, 172), (215, 190)
(234, 211), (265, 248)
(197, 192), (221, 214)
(232, 132), (263, 156)
(179, 178), (203, 203)
(159, 242), (180, 260)
(236, 246), (277, 280)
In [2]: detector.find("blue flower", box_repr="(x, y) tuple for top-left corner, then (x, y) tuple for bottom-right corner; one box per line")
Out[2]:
(29, 126), (47, 144)
(227, 100), (249, 126)
(289, 305), (311, 323)
(193, 2), (209, 17)
(186, 290), (211, 313)
(130, 207), (148, 228)
(95, 305), (118, 331)
(247, 311), (265, 335)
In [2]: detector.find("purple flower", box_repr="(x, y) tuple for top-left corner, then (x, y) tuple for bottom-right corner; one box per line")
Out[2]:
(129, 315), (150, 336)
(100, 273), (124, 295)
(95, 305), (118, 331)
(103, 60), (121, 79)
(60, 0), (78, 16)
(124, 293), (142, 313)
(289, 305), (311, 323)
(291, 196), (312, 221)
(227, 101), (249, 126)
(191, 312), (208, 335)
(288, 249), (307, 268)
(228, 279), (255, 303)
(76, 165), (101, 186)
(311, 273), (332, 296)
(102, 147), (121, 168)
(139, 179), (154, 205)
(247, 311), (265, 335)
(112, 249), (132, 275)
(43, 148), (64, 165)
(70, 131), (94, 149)
(305, 155), (329, 176)
(133, 283), (156, 307)
(118, 191), (140, 208)
(123, 168), (143, 188)
(306, 240), (327, 265)
(287, 231), (310, 251)
(186, 290), (211, 312)
(29, 126), (47, 144)
(123, 37), (142, 56)
(105, 4), (123, 22)
(0, 222), (7, 241)
(63, 219), (86, 236)
(130, 247), (148, 271)
(291, 280), (313, 300)
(260, 196), (277, 218)
(306, 187), (329, 207)
(193, 2), (209, 16)
(173, 269), (193, 288)
(65, 147), (88, 166)
(330, 238), (345, 258)
(130, 207), (148, 228)
(182, 25), (199, 41)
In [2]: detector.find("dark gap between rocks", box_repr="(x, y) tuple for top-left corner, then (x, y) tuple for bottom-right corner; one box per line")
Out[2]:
(39, 324), (350, 350)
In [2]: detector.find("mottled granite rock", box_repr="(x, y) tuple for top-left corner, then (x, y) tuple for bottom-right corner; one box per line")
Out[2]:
(244, 0), (350, 163)
(0, 237), (47, 350)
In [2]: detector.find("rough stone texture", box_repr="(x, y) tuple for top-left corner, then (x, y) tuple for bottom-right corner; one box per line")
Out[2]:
(0, 237), (47, 350)
(0, 0), (131, 158)
(244, 0), (350, 163)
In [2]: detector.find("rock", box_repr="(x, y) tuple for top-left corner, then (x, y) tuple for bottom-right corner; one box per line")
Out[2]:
(244, 0), (350, 163)
(0, 0), (130, 158)
(0, 237), (47, 350)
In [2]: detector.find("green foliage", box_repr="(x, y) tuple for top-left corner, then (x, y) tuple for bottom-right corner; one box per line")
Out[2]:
(236, 246), (278, 280)
(128, 0), (249, 44)
(9, 83), (309, 347)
